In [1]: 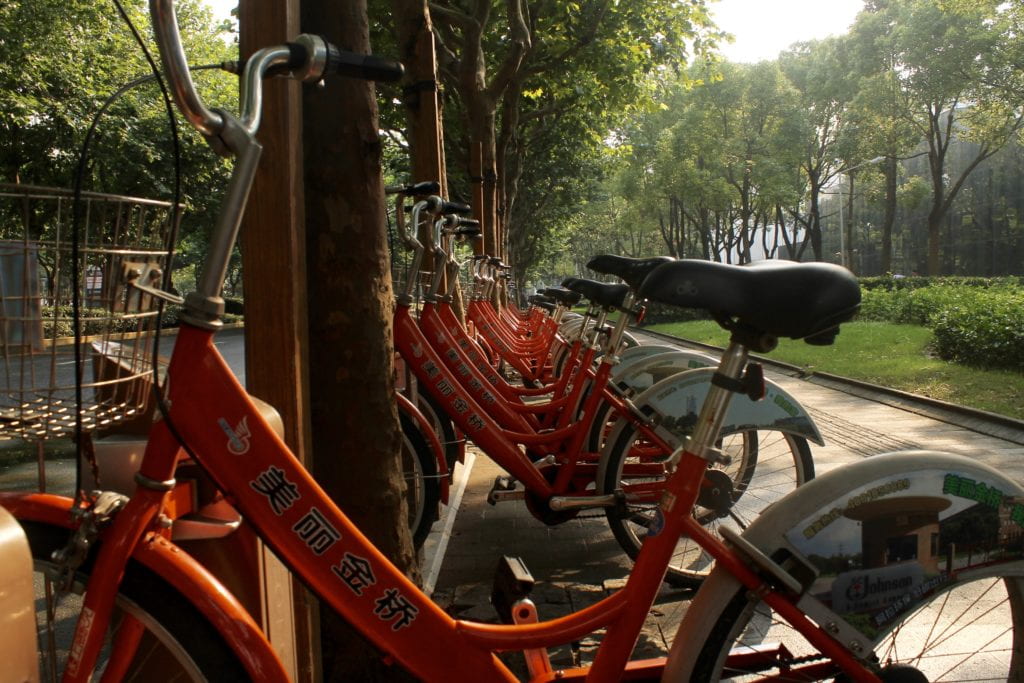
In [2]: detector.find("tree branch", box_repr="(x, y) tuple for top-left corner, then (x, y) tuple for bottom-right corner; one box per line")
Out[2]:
(484, 0), (532, 101)
(428, 2), (476, 31)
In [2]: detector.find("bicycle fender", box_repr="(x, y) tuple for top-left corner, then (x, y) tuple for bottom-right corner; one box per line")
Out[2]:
(610, 349), (719, 390)
(616, 343), (680, 367)
(605, 366), (824, 452)
(0, 492), (290, 681)
(557, 317), (587, 339)
(733, 451), (1024, 643)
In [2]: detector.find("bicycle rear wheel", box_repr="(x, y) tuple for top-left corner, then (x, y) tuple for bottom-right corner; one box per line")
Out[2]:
(669, 565), (1024, 681)
(399, 408), (442, 548)
(24, 520), (247, 681)
(602, 427), (813, 588)
(416, 391), (461, 471)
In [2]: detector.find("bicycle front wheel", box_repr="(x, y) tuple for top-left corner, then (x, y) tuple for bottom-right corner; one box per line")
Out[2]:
(669, 565), (1024, 681)
(602, 427), (813, 588)
(24, 520), (247, 681)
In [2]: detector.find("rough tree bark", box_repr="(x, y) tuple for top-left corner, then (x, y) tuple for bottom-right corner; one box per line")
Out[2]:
(301, 0), (418, 679)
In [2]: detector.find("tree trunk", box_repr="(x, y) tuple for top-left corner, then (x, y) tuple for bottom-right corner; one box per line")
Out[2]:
(844, 173), (856, 274)
(926, 209), (943, 276)
(301, 0), (418, 679)
(807, 178), (823, 261)
(880, 156), (897, 274)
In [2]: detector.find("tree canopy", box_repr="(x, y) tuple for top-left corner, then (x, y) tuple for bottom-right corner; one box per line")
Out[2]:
(532, 0), (1024, 285)
(0, 0), (237, 289)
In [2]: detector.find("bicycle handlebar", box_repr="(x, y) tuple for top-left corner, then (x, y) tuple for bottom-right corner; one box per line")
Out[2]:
(149, 0), (406, 314)
(151, 0), (222, 136)
(150, 0), (403, 143)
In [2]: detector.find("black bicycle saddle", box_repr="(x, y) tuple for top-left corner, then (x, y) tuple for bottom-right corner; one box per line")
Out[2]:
(561, 278), (631, 310)
(638, 259), (860, 345)
(587, 255), (675, 290)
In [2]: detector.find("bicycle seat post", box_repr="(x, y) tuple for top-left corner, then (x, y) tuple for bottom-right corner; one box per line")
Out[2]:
(597, 290), (636, 365)
(684, 339), (750, 462)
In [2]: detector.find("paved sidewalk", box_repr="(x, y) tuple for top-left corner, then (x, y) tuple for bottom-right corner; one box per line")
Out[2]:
(427, 334), (1024, 672)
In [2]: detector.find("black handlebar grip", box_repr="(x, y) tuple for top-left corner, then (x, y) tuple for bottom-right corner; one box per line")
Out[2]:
(457, 226), (482, 237)
(407, 181), (441, 196)
(327, 45), (404, 82)
(385, 181), (441, 196)
(441, 201), (472, 216)
(458, 218), (481, 227)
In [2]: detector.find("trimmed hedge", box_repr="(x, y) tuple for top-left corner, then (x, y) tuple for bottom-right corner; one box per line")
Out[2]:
(858, 279), (1024, 372)
(931, 289), (1024, 371)
(859, 275), (1024, 291)
(40, 302), (242, 338)
(641, 301), (710, 325)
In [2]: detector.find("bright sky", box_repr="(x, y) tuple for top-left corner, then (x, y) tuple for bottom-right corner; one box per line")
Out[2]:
(203, 0), (865, 63)
(205, 0), (234, 22)
(709, 0), (865, 63)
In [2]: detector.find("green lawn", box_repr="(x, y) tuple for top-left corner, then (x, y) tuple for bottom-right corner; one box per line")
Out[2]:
(645, 320), (1024, 421)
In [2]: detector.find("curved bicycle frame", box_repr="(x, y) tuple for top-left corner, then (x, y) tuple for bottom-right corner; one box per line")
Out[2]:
(3, 322), (880, 681)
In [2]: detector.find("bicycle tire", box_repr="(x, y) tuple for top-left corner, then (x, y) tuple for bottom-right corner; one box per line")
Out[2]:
(399, 408), (442, 548)
(416, 391), (461, 471)
(601, 427), (813, 588)
(671, 563), (1024, 681)
(23, 520), (248, 681)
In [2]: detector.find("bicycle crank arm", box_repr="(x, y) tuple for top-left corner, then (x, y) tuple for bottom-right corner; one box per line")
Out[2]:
(547, 493), (617, 511)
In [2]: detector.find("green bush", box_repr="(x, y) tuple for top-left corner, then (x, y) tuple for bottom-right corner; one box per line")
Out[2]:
(640, 273), (1024, 373)
(639, 301), (710, 325)
(931, 289), (1024, 372)
(859, 275), (1023, 291)
(42, 306), (157, 338)
(858, 278), (1024, 372)
(39, 301), (244, 338)
(223, 297), (245, 315)
(858, 284), (985, 326)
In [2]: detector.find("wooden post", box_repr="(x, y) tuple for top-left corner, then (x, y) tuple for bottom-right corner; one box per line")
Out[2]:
(237, 1), (318, 680)
(403, 18), (446, 192)
(405, 22), (445, 290)
(471, 141), (486, 256)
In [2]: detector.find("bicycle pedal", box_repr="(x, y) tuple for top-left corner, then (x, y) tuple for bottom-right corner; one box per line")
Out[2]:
(491, 555), (535, 623)
(486, 476), (524, 505)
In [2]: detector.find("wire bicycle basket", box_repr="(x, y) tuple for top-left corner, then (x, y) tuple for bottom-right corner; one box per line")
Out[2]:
(0, 183), (178, 440)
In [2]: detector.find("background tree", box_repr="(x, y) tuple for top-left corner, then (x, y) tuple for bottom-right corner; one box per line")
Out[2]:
(779, 37), (858, 262)
(0, 0), (235, 289)
(856, 0), (1024, 274)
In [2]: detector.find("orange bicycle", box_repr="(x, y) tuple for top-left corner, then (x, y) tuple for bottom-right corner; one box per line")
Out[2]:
(6, 4), (1023, 680)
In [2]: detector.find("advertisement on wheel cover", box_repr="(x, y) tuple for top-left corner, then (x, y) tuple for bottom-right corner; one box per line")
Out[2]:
(642, 368), (821, 445)
(785, 469), (1024, 638)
